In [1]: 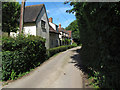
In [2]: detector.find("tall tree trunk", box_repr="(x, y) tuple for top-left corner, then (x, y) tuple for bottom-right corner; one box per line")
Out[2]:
(19, 0), (25, 34)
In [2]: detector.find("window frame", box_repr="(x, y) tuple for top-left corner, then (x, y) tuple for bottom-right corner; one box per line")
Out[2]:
(41, 20), (46, 31)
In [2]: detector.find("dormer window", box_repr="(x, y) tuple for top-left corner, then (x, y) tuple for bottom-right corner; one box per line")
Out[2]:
(41, 20), (46, 31)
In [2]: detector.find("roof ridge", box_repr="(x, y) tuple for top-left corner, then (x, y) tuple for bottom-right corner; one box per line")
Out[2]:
(25, 4), (44, 7)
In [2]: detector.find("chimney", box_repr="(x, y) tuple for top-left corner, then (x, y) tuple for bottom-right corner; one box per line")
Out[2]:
(49, 17), (53, 23)
(59, 24), (61, 28)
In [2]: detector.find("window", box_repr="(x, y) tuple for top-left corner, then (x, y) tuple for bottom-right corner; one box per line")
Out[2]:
(41, 20), (46, 31)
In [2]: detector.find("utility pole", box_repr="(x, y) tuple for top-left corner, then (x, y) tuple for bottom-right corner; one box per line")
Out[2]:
(19, 0), (26, 34)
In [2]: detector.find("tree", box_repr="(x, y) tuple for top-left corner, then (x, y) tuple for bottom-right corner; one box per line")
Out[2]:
(2, 2), (20, 36)
(66, 1), (120, 88)
(65, 20), (80, 45)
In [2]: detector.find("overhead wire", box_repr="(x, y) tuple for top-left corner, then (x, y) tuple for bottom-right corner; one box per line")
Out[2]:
(53, 2), (73, 26)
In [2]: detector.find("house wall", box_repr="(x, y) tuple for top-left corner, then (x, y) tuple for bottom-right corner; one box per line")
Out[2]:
(36, 6), (49, 49)
(10, 31), (19, 37)
(59, 32), (63, 46)
(59, 32), (62, 40)
(49, 22), (56, 30)
(23, 23), (36, 36)
(49, 33), (59, 48)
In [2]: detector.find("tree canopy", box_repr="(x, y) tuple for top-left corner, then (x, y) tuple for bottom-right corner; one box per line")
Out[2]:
(65, 20), (80, 45)
(66, 2), (120, 88)
(2, 2), (20, 36)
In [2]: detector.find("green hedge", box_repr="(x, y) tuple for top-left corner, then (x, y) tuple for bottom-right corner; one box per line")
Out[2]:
(2, 35), (45, 51)
(69, 2), (120, 88)
(2, 35), (46, 81)
(47, 44), (77, 58)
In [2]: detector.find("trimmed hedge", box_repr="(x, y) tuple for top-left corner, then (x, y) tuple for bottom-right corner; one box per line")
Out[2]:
(2, 35), (46, 81)
(47, 44), (77, 58)
(2, 35), (77, 81)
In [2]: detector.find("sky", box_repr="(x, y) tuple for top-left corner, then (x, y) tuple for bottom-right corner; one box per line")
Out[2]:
(18, 1), (76, 28)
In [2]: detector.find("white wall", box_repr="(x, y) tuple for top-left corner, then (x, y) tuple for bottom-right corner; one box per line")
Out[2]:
(10, 31), (19, 37)
(49, 22), (56, 30)
(23, 25), (36, 36)
(59, 32), (62, 40)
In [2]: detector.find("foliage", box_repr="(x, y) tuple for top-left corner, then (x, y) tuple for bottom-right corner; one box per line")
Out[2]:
(10, 69), (17, 80)
(72, 42), (77, 47)
(2, 35), (46, 81)
(66, 2), (120, 88)
(2, 2), (20, 36)
(47, 45), (77, 58)
(65, 38), (71, 44)
(65, 20), (80, 45)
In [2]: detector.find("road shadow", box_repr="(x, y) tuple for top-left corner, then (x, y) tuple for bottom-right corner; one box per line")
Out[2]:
(69, 48), (88, 74)
(70, 48), (94, 88)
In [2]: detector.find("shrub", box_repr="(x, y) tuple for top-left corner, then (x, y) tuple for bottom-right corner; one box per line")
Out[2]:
(2, 35), (46, 51)
(47, 45), (77, 58)
(2, 35), (46, 81)
(72, 42), (77, 47)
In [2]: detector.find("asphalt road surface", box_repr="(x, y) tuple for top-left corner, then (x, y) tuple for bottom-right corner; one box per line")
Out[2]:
(3, 46), (83, 88)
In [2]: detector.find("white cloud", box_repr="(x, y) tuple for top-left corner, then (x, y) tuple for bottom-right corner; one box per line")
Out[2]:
(46, 10), (50, 14)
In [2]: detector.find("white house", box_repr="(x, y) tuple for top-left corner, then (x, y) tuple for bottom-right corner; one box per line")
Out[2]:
(23, 4), (50, 49)
(49, 17), (60, 48)
(58, 24), (70, 45)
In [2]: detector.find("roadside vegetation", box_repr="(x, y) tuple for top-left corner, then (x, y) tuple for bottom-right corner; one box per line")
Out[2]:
(2, 35), (46, 81)
(66, 2), (120, 89)
(2, 2), (20, 36)
(2, 35), (77, 81)
(47, 43), (77, 58)
(65, 20), (80, 45)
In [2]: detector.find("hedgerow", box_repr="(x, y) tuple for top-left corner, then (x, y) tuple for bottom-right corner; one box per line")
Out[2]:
(2, 35), (46, 81)
(67, 2), (120, 88)
(47, 44), (77, 58)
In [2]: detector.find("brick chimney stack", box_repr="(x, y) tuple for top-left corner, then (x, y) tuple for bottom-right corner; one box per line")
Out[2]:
(49, 17), (53, 23)
(59, 24), (61, 28)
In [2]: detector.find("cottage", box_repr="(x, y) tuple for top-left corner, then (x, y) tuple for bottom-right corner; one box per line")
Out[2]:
(49, 25), (59, 48)
(23, 4), (49, 49)
(58, 24), (70, 45)
(67, 30), (72, 45)
(49, 17), (60, 48)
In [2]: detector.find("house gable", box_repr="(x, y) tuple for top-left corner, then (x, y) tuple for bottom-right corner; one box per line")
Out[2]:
(23, 4), (50, 49)
(35, 5), (50, 49)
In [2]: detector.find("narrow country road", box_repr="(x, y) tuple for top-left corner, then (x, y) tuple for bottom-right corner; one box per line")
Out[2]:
(3, 46), (84, 88)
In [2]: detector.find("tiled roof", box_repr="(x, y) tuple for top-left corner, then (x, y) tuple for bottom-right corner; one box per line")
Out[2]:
(58, 28), (64, 32)
(58, 28), (68, 34)
(49, 25), (59, 34)
(58, 28), (69, 34)
(24, 4), (44, 23)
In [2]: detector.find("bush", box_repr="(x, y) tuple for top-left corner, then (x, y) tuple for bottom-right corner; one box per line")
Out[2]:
(2, 35), (45, 51)
(47, 45), (77, 58)
(2, 35), (46, 81)
(72, 42), (77, 47)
